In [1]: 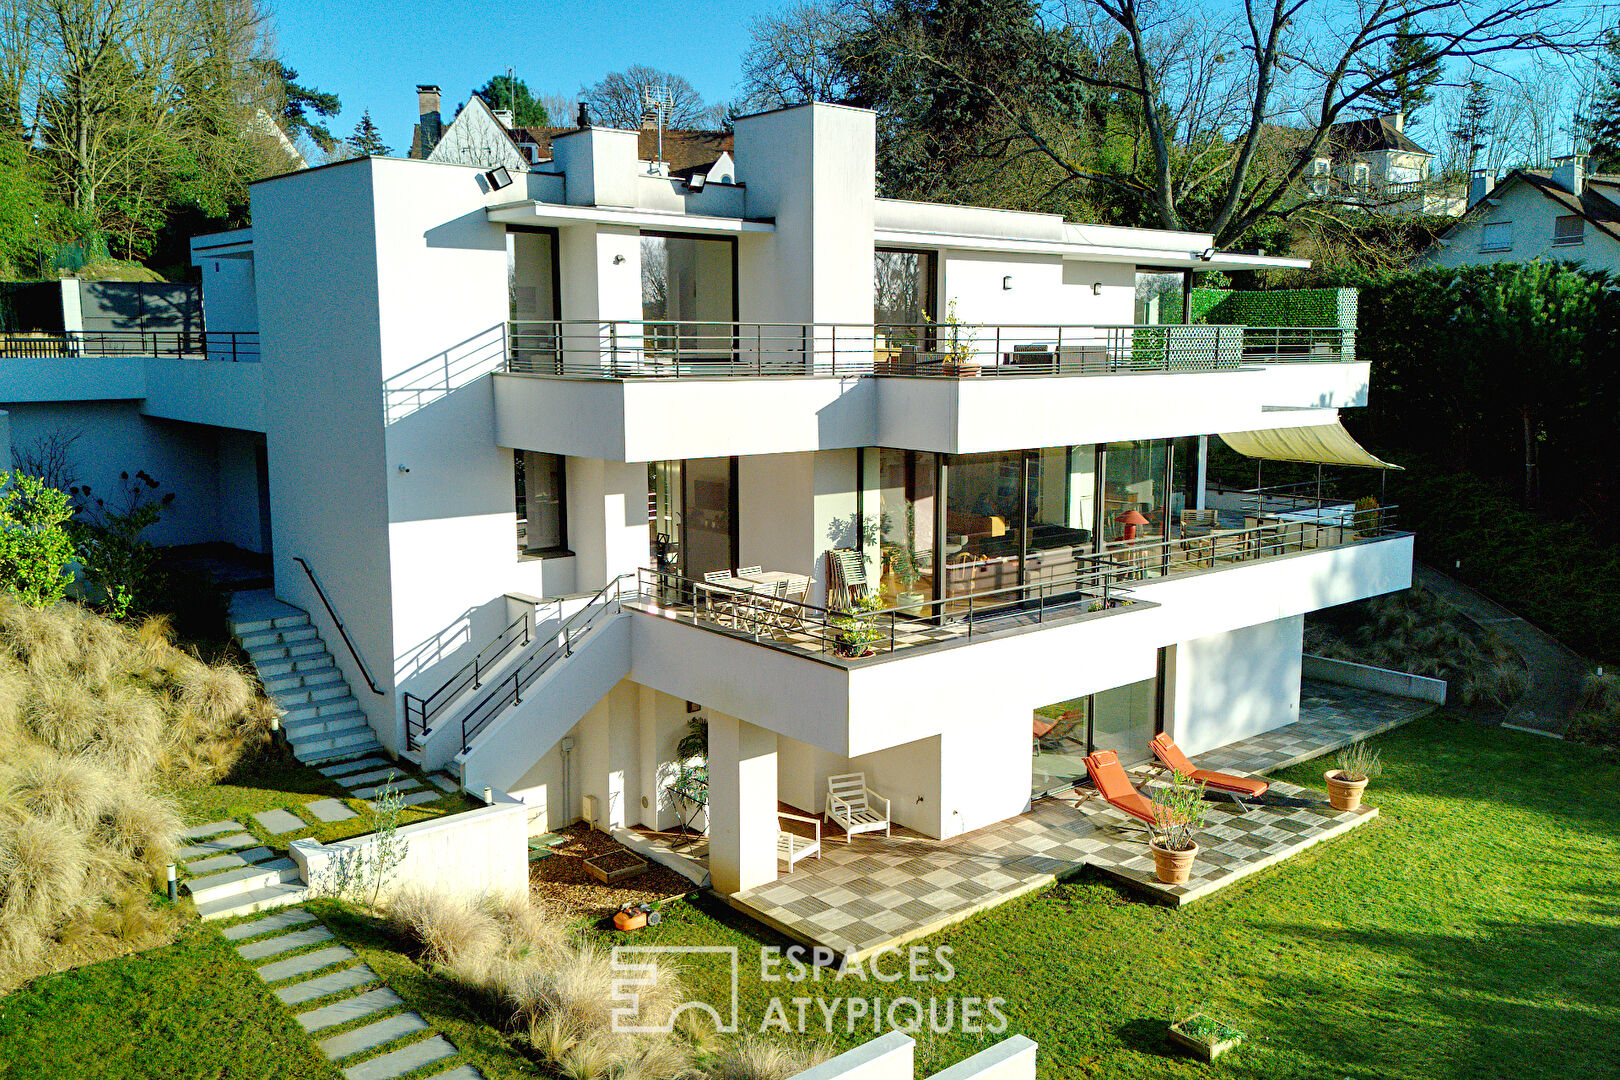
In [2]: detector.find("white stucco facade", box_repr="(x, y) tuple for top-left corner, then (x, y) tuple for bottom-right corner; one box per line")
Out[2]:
(0, 101), (1411, 900)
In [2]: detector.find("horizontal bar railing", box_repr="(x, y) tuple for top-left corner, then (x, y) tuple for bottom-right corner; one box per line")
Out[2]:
(458, 575), (633, 753)
(629, 564), (1129, 660)
(403, 606), (545, 751)
(502, 320), (1354, 380)
(0, 329), (260, 361)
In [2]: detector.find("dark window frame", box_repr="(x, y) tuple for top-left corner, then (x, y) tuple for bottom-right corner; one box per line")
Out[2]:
(515, 449), (571, 559)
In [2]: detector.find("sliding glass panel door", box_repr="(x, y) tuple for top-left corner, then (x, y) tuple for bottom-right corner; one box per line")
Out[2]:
(875, 248), (937, 346)
(876, 449), (937, 612)
(1100, 441), (1171, 546)
(941, 451), (1025, 610)
(1026, 446), (1096, 591)
(681, 457), (735, 579)
(641, 234), (736, 361)
(1088, 671), (1161, 766)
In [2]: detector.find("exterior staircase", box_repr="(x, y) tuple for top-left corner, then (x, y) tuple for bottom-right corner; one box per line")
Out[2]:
(230, 590), (384, 764)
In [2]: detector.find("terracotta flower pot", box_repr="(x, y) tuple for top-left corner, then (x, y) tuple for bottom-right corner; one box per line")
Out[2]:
(1150, 840), (1199, 885)
(1325, 769), (1370, 811)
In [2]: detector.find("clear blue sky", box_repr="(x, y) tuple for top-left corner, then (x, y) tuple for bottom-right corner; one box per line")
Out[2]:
(271, 0), (787, 151)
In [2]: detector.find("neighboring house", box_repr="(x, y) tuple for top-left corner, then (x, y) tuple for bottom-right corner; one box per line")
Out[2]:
(1285, 112), (1464, 217)
(0, 102), (1411, 908)
(410, 83), (736, 183)
(1419, 157), (1620, 272)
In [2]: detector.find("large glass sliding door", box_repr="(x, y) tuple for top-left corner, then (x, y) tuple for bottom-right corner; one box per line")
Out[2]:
(876, 449), (937, 611)
(1099, 441), (1171, 545)
(648, 458), (736, 582)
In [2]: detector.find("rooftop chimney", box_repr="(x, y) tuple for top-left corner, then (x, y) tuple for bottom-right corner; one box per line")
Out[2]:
(576, 102), (589, 129)
(492, 108), (514, 129)
(1552, 154), (1586, 197)
(417, 84), (442, 156)
(1389, 110), (1404, 133)
(1468, 168), (1496, 209)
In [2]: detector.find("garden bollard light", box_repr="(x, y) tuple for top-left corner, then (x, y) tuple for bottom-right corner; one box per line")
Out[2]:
(166, 863), (177, 903)
(484, 785), (493, 805)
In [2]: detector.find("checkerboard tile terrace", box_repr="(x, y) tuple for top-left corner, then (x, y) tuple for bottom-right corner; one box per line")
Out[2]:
(708, 680), (1434, 962)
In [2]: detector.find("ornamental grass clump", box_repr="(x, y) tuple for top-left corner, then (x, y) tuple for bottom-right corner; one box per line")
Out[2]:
(1569, 673), (1620, 751)
(0, 595), (275, 995)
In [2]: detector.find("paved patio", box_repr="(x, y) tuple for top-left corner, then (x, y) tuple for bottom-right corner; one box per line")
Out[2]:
(632, 679), (1433, 961)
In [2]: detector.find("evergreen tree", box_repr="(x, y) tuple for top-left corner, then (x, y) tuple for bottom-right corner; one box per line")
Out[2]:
(1361, 16), (1443, 125)
(1450, 78), (1494, 173)
(256, 60), (341, 154)
(1586, 30), (1620, 172)
(471, 74), (549, 127)
(345, 111), (390, 157)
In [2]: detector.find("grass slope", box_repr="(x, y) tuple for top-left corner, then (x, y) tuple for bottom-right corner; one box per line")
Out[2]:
(0, 924), (337, 1080)
(601, 714), (1620, 1079)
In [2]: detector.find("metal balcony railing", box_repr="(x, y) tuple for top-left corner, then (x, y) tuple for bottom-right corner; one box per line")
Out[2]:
(502, 321), (1355, 379)
(0, 330), (260, 362)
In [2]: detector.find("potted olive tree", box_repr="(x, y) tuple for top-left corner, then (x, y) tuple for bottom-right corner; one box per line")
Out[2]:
(1325, 741), (1382, 811)
(831, 592), (887, 658)
(1148, 771), (1207, 885)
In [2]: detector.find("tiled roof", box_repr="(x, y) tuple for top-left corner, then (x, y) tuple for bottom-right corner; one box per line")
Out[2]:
(1512, 170), (1620, 245)
(1325, 115), (1430, 156)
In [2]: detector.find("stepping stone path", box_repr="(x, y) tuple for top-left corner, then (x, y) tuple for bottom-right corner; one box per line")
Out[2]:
(306, 798), (358, 824)
(228, 907), (483, 1080)
(253, 808), (310, 835)
(177, 818), (307, 921)
(314, 754), (461, 808)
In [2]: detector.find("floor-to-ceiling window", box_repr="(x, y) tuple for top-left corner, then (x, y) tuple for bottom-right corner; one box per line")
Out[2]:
(1099, 441), (1172, 546)
(1031, 653), (1166, 797)
(508, 228), (559, 370)
(876, 449), (937, 612)
(680, 457), (736, 579)
(1026, 447), (1097, 590)
(942, 451), (1026, 608)
(641, 234), (736, 360)
(875, 248), (938, 345)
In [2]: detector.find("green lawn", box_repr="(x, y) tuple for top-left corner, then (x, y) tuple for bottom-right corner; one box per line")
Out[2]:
(0, 925), (337, 1080)
(171, 747), (479, 867)
(601, 714), (1620, 1079)
(8, 715), (1616, 1080)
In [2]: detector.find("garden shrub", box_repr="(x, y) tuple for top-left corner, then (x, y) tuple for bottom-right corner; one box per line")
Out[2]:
(0, 472), (76, 608)
(1569, 673), (1620, 752)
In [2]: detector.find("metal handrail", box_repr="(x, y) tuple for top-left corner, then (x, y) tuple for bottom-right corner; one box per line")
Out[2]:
(458, 574), (633, 752)
(289, 556), (387, 697)
(0, 329), (260, 361)
(403, 607), (542, 750)
(501, 320), (1354, 380)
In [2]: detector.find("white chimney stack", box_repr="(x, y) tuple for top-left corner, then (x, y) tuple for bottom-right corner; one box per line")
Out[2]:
(1552, 155), (1586, 197)
(1390, 111), (1404, 133)
(492, 108), (515, 129)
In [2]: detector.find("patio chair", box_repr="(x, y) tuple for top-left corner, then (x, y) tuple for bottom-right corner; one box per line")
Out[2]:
(826, 549), (871, 613)
(1148, 734), (1268, 812)
(777, 811), (822, 870)
(1081, 750), (1158, 837)
(737, 565), (763, 577)
(826, 772), (891, 842)
(774, 574), (812, 635)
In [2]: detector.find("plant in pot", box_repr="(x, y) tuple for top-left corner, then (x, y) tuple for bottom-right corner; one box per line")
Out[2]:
(1147, 770), (1207, 885)
(831, 591), (887, 658)
(1167, 1013), (1246, 1062)
(1325, 741), (1382, 811)
(940, 298), (981, 375)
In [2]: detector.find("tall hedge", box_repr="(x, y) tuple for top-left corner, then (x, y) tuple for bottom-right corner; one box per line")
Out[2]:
(1192, 287), (1357, 328)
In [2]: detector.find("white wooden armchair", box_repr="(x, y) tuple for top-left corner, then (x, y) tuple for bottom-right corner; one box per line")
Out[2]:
(776, 811), (822, 870)
(826, 773), (891, 843)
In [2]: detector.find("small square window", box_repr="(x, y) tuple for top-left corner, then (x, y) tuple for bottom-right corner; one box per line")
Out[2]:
(1553, 215), (1585, 247)
(1480, 221), (1513, 252)
(1313, 159), (1329, 177)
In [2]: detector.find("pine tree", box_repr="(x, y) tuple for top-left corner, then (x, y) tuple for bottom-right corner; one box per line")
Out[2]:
(345, 111), (390, 157)
(1362, 17), (1443, 126)
(471, 74), (549, 127)
(1585, 30), (1620, 172)
(1449, 78), (1493, 173)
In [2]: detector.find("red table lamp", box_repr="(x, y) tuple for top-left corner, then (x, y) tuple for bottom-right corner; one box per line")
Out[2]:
(1116, 509), (1149, 542)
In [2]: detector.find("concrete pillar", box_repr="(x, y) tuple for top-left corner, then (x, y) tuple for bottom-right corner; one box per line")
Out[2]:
(1195, 435), (1209, 511)
(708, 712), (779, 894)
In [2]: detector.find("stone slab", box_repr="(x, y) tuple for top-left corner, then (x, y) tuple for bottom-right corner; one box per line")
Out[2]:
(179, 819), (243, 840)
(342, 1036), (455, 1080)
(222, 908), (315, 941)
(186, 847), (275, 875)
(423, 1067), (484, 1080)
(297, 987), (405, 1033)
(273, 964), (376, 1006)
(340, 766), (413, 788)
(400, 790), (442, 807)
(306, 798), (358, 823)
(256, 945), (356, 983)
(318, 756), (388, 778)
(237, 926), (333, 961)
(426, 774), (459, 794)
(176, 832), (257, 861)
(318, 1013), (429, 1059)
(252, 808), (310, 835)
(350, 780), (422, 800)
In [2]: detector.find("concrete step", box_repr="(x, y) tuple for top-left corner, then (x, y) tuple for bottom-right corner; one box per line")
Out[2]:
(248, 640), (327, 665)
(262, 666), (341, 696)
(283, 696), (360, 723)
(189, 858), (300, 906)
(297, 987), (404, 1033)
(257, 655), (340, 678)
(288, 717), (373, 751)
(197, 881), (309, 921)
(341, 1035), (455, 1080)
(291, 727), (381, 762)
(301, 740), (384, 765)
(274, 964), (378, 1006)
(285, 709), (368, 739)
(222, 907), (317, 941)
(241, 624), (318, 650)
(232, 612), (312, 636)
(318, 1013), (429, 1060)
(236, 925), (335, 962)
(275, 676), (350, 706)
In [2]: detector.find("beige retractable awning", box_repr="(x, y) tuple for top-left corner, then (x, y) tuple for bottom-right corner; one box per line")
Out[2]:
(1218, 422), (1401, 470)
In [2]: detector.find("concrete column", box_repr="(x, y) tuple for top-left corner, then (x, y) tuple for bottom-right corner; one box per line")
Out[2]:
(708, 711), (779, 894)
(1195, 435), (1209, 511)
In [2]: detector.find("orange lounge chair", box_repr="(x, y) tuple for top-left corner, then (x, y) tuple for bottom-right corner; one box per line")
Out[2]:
(1149, 733), (1268, 799)
(1082, 750), (1158, 828)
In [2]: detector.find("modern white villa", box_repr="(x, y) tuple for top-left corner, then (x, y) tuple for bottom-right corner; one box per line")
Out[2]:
(0, 101), (1412, 909)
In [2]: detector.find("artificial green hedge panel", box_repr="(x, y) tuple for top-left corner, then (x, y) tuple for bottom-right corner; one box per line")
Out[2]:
(1192, 287), (1357, 328)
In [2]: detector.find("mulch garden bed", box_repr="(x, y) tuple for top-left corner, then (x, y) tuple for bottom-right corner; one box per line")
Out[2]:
(528, 823), (694, 920)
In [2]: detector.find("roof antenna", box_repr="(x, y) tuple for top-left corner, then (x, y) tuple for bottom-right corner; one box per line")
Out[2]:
(641, 83), (673, 174)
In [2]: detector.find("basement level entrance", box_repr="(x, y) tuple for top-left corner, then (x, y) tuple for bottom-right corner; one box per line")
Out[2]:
(1031, 662), (1165, 798)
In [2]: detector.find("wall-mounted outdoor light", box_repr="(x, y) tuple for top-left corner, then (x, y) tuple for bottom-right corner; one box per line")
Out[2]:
(484, 165), (513, 190)
(1091, 282), (1103, 295)
(613, 254), (626, 264)
(1002, 275), (1013, 290)
(397, 464), (410, 474)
